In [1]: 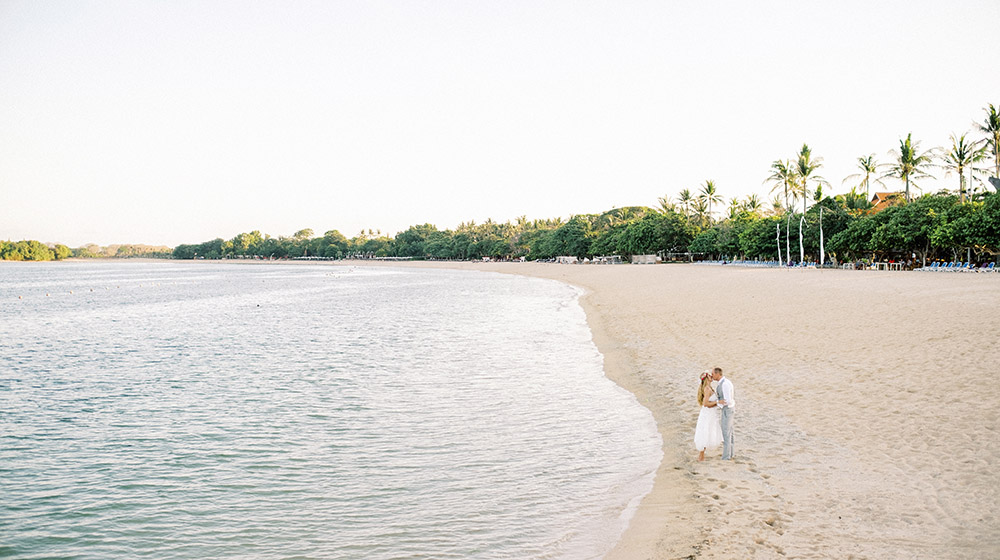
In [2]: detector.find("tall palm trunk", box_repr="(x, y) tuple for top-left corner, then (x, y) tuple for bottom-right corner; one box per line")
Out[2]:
(959, 165), (966, 203)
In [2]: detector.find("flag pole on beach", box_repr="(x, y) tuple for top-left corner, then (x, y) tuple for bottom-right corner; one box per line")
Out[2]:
(799, 215), (806, 264)
(819, 207), (825, 266)
(776, 222), (782, 265)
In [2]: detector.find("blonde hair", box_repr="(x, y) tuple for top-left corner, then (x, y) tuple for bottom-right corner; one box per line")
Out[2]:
(697, 375), (713, 406)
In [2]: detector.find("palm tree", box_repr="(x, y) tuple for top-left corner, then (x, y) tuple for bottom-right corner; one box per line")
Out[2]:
(976, 103), (1000, 179)
(699, 180), (723, 221)
(792, 144), (828, 264)
(765, 159), (799, 212)
(744, 193), (763, 215)
(726, 197), (743, 220)
(691, 198), (710, 228)
(765, 159), (796, 263)
(794, 144), (828, 214)
(769, 195), (785, 216)
(939, 132), (988, 202)
(765, 159), (799, 261)
(842, 154), (885, 197)
(677, 188), (694, 219)
(883, 133), (934, 203)
(835, 187), (872, 212)
(657, 194), (675, 214)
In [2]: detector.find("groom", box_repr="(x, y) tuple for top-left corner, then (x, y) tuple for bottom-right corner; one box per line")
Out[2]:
(711, 367), (735, 460)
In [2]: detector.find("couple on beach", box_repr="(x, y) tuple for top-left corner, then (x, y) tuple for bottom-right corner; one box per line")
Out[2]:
(694, 367), (735, 461)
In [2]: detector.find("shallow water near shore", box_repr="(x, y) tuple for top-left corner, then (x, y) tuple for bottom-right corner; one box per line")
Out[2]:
(1, 261), (661, 559)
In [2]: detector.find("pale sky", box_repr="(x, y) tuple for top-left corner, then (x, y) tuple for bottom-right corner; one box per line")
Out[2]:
(2, 1), (998, 247)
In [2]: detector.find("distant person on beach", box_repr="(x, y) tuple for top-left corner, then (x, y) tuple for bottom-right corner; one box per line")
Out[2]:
(694, 370), (722, 461)
(712, 367), (735, 460)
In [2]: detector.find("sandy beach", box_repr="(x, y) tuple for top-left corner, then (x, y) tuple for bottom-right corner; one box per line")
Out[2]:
(343, 260), (1000, 559)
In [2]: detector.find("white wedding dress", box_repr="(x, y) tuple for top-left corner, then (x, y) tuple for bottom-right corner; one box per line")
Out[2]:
(694, 391), (723, 451)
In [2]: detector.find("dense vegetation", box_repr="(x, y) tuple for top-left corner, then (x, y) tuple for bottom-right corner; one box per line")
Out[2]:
(167, 191), (1000, 265)
(0, 241), (172, 262)
(8, 104), (1000, 265)
(72, 244), (172, 259)
(170, 104), (1000, 265)
(0, 240), (72, 261)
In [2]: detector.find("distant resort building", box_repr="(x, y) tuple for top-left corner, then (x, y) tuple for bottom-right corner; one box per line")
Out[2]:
(870, 192), (904, 212)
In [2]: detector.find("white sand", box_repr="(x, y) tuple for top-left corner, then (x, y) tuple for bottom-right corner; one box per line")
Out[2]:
(338, 260), (1000, 559)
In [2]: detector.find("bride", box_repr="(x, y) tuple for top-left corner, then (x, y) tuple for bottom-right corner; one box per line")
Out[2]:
(694, 370), (723, 461)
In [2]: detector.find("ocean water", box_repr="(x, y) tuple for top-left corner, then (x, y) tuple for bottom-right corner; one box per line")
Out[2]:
(0, 262), (661, 560)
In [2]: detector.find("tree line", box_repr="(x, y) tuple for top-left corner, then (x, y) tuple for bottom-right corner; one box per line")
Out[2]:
(165, 189), (999, 266)
(0, 240), (72, 261)
(173, 104), (1000, 266)
(0, 242), (172, 262)
(8, 104), (999, 264)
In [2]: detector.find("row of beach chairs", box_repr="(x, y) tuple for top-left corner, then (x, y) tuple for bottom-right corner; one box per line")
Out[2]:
(919, 261), (998, 272)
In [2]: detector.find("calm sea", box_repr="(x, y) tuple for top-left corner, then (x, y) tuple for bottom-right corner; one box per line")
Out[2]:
(0, 261), (661, 560)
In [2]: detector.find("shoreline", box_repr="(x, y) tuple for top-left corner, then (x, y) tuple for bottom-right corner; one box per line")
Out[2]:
(336, 260), (709, 557)
(331, 260), (1000, 559)
(26, 258), (1000, 557)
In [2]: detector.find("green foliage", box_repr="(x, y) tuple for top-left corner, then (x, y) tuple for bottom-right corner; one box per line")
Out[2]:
(688, 229), (719, 255)
(932, 194), (1000, 253)
(828, 213), (883, 259)
(538, 215), (594, 258)
(798, 199), (852, 259)
(586, 211), (693, 257)
(320, 230), (349, 258)
(871, 195), (957, 261)
(72, 246), (102, 258)
(150, 187), (1000, 265)
(173, 238), (225, 259)
(883, 133), (934, 202)
(738, 216), (783, 259)
(394, 224), (438, 257)
(977, 103), (1000, 178)
(794, 144), (828, 213)
(53, 244), (73, 260)
(0, 240), (55, 261)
